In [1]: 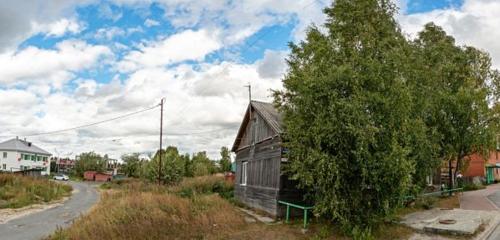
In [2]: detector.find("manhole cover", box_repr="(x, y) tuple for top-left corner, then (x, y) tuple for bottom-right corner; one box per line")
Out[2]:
(439, 219), (456, 225)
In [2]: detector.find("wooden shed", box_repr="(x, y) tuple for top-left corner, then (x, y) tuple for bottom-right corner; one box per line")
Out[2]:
(232, 100), (302, 217)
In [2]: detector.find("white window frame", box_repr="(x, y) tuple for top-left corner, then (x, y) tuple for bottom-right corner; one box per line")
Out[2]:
(241, 162), (248, 186)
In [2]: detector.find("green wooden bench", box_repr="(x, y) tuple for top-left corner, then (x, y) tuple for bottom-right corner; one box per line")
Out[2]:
(278, 200), (314, 229)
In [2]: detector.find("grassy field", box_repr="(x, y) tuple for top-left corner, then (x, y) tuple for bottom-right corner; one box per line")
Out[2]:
(47, 175), (460, 240)
(0, 173), (73, 209)
(49, 176), (342, 240)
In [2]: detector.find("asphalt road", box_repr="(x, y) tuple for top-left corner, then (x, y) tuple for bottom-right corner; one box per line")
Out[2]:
(0, 181), (99, 240)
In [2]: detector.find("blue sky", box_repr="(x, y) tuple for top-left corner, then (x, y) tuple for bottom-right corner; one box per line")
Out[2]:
(17, 0), (463, 86)
(406, 0), (464, 13)
(1, 0), (498, 159)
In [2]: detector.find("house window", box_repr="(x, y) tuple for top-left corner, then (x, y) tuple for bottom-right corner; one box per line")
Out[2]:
(24, 154), (29, 160)
(241, 162), (248, 186)
(43, 157), (47, 161)
(2, 164), (5, 170)
(31, 155), (36, 161)
(3, 152), (6, 158)
(37, 156), (41, 161)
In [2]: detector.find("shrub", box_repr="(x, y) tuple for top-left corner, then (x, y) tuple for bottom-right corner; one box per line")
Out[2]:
(171, 175), (234, 199)
(462, 183), (485, 191)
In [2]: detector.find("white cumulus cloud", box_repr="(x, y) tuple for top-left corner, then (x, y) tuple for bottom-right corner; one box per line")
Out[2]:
(117, 29), (221, 72)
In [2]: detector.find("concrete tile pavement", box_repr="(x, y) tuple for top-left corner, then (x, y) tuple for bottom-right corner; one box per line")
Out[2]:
(460, 184), (500, 211)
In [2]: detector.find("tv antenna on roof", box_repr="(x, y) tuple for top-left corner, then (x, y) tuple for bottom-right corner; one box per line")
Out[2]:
(244, 83), (251, 102)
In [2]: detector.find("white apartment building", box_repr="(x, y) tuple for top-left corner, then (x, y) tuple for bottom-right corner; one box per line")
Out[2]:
(0, 137), (51, 175)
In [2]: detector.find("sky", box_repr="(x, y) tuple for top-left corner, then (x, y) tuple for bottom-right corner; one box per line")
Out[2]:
(0, 0), (498, 160)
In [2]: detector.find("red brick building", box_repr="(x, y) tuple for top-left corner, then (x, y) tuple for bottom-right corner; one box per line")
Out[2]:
(84, 171), (113, 182)
(463, 150), (500, 180)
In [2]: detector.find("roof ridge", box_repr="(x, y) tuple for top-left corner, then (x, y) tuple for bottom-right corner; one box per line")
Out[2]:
(251, 99), (272, 104)
(0, 138), (51, 155)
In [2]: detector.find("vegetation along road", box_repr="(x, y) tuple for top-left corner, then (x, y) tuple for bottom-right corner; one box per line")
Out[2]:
(0, 181), (99, 240)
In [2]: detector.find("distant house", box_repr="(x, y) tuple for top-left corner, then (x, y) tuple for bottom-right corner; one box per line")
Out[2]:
(0, 137), (51, 175)
(84, 171), (112, 182)
(232, 101), (302, 217)
(50, 157), (76, 173)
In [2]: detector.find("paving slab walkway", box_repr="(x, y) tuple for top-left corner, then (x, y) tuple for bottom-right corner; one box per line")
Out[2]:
(460, 184), (500, 211)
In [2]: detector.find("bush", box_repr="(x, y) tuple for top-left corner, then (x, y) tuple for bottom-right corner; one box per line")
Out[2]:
(414, 197), (437, 210)
(462, 183), (485, 191)
(172, 175), (234, 199)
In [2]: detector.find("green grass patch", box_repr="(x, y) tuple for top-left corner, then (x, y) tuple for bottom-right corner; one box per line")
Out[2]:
(0, 173), (72, 209)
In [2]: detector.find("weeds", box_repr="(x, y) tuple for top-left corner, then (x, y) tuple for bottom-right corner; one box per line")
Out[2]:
(49, 187), (245, 239)
(0, 173), (72, 209)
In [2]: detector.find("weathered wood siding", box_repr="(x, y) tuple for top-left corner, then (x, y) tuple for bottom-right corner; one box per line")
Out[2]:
(234, 105), (304, 217)
(235, 137), (282, 216)
(237, 110), (276, 149)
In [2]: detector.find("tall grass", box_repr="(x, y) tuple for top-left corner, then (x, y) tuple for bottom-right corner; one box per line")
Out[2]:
(50, 187), (246, 239)
(100, 175), (234, 199)
(49, 175), (337, 240)
(0, 173), (72, 209)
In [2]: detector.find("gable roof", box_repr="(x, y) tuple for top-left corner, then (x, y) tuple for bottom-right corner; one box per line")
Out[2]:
(0, 138), (51, 155)
(231, 100), (283, 152)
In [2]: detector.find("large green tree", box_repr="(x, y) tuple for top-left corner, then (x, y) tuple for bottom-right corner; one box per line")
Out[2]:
(219, 146), (232, 173)
(191, 151), (216, 177)
(274, 0), (416, 234)
(413, 23), (499, 187)
(73, 152), (106, 177)
(121, 153), (143, 178)
(145, 146), (186, 184)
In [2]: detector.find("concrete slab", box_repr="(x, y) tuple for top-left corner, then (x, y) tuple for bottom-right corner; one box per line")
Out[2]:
(487, 191), (500, 209)
(401, 208), (496, 236)
(238, 208), (275, 224)
(424, 215), (481, 235)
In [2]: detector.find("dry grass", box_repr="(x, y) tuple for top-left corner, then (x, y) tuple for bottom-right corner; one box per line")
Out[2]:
(373, 223), (414, 240)
(50, 190), (248, 240)
(434, 194), (460, 209)
(48, 175), (347, 240)
(52, 175), (455, 240)
(49, 188), (348, 240)
(0, 173), (72, 209)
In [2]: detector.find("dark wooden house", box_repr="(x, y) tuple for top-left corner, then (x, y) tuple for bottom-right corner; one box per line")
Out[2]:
(232, 100), (302, 217)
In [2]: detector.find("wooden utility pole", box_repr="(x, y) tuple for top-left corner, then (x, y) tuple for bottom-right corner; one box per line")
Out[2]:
(158, 98), (164, 185)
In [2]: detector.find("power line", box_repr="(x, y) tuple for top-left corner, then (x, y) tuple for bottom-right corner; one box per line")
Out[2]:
(167, 127), (234, 136)
(21, 104), (160, 138)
